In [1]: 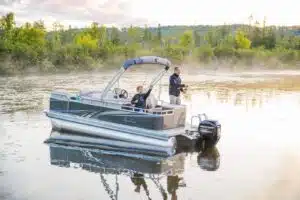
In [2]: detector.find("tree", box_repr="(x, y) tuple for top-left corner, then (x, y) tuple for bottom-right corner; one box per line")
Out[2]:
(157, 24), (162, 44)
(110, 27), (120, 46)
(143, 25), (151, 41)
(33, 20), (45, 30)
(179, 30), (193, 49)
(98, 25), (107, 46)
(49, 22), (64, 49)
(75, 33), (98, 50)
(204, 30), (216, 47)
(0, 11), (299, 75)
(0, 12), (15, 31)
(127, 25), (138, 44)
(235, 30), (251, 49)
(263, 29), (276, 49)
(193, 30), (201, 47)
(89, 22), (100, 39)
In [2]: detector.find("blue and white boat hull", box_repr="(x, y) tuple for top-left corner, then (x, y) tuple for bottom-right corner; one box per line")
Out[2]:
(45, 110), (178, 156)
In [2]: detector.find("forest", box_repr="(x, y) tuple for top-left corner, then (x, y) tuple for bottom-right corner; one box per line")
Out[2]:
(0, 12), (300, 75)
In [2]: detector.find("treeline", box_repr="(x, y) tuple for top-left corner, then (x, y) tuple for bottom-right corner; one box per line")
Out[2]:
(0, 12), (300, 75)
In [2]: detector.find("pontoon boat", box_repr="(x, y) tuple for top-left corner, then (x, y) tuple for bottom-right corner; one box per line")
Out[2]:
(44, 56), (221, 156)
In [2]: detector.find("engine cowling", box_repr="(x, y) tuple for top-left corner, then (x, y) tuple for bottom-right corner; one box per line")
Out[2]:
(198, 120), (221, 145)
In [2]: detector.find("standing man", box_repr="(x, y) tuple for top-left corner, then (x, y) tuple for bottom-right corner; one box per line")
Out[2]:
(169, 67), (187, 105)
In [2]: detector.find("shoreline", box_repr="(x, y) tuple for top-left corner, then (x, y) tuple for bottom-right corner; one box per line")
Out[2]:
(1, 61), (300, 78)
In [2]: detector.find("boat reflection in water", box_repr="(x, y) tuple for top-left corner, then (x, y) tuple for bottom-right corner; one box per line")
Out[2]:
(197, 146), (220, 171)
(45, 131), (220, 200)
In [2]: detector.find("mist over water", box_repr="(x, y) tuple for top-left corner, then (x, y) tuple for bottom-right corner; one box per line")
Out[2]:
(1, 69), (300, 200)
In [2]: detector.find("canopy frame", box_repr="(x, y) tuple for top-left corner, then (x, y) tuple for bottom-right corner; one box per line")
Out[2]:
(100, 56), (171, 100)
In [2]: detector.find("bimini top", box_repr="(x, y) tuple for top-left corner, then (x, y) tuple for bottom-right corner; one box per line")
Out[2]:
(122, 56), (171, 70)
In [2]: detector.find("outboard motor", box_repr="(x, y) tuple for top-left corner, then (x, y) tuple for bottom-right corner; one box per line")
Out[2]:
(197, 114), (221, 145)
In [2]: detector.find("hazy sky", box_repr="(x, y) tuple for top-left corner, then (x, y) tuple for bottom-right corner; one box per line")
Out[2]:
(0, 0), (299, 29)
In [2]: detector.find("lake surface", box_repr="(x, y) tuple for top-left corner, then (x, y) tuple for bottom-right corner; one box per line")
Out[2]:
(1, 69), (300, 200)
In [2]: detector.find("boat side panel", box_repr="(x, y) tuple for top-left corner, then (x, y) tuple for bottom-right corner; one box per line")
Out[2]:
(50, 99), (165, 130)
(50, 97), (69, 112)
(49, 95), (187, 131)
(161, 107), (186, 129)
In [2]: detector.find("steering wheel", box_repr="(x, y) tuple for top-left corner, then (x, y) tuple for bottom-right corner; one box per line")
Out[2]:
(119, 89), (128, 99)
(113, 88), (128, 99)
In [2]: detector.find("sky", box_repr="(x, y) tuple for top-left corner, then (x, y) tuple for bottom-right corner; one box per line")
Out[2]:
(0, 0), (299, 29)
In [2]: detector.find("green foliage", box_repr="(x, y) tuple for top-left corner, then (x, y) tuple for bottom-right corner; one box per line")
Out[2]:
(195, 45), (214, 62)
(75, 33), (98, 50)
(235, 30), (251, 49)
(0, 12), (299, 75)
(179, 30), (194, 49)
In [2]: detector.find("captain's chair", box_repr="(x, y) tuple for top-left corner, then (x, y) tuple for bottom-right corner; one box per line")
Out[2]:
(146, 94), (161, 110)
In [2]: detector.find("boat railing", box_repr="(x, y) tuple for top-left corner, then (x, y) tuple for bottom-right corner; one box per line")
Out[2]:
(120, 104), (174, 115)
(51, 90), (177, 115)
(79, 96), (174, 115)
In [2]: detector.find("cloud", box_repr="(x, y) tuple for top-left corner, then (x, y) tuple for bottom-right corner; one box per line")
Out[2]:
(0, 0), (152, 28)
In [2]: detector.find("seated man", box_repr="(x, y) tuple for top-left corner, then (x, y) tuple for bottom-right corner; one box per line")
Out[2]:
(131, 85), (153, 111)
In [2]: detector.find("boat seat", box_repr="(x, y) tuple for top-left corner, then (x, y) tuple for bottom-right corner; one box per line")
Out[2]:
(122, 94), (167, 113)
(146, 94), (158, 109)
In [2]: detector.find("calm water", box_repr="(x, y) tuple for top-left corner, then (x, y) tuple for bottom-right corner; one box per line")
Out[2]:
(1, 70), (300, 200)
